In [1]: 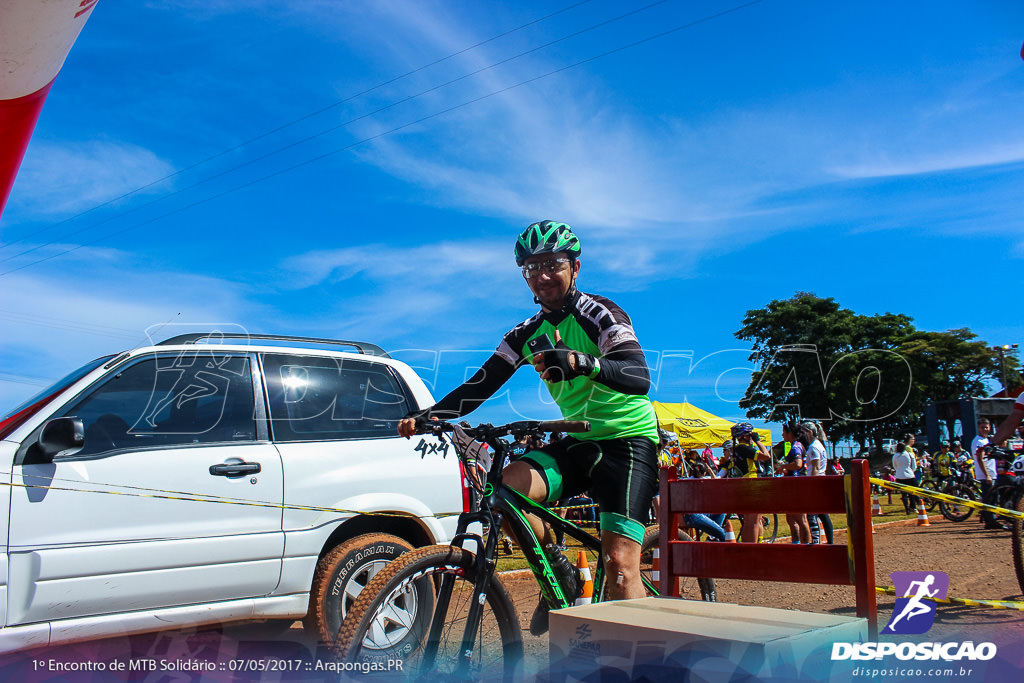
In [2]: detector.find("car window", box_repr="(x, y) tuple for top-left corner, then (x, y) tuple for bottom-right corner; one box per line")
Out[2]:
(57, 352), (257, 456)
(263, 354), (410, 441)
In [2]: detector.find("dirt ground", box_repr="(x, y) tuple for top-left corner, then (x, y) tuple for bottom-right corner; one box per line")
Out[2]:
(3, 514), (1022, 681)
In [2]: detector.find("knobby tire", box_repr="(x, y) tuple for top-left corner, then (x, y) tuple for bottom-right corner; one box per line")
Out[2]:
(333, 545), (523, 682)
(1013, 491), (1024, 597)
(938, 484), (977, 523)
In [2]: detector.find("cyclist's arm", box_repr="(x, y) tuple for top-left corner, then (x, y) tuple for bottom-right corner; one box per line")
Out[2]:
(991, 401), (1024, 445)
(579, 349), (651, 395)
(408, 354), (517, 421)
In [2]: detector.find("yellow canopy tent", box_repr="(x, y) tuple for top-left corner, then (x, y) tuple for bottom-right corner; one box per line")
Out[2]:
(652, 401), (771, 448)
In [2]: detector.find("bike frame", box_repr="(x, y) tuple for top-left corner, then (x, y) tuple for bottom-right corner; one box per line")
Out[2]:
(417, 423), (656, 676)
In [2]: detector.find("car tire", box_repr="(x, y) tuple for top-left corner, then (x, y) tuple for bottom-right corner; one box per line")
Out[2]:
(304, 533), (413, 646)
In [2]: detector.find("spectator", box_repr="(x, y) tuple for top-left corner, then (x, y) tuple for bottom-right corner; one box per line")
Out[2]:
(972, 417), (1002, 529)
(717, 440), (736, 478)
(731, 422), (771, 542)
(892, 442), (918, 515)
(903, 433), (917, 458)
(802, 421), (833, 544)
(776, 420), (810, 544)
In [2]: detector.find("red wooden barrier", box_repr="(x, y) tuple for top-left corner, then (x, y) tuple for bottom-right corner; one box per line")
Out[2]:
(658, 459), (877, 637)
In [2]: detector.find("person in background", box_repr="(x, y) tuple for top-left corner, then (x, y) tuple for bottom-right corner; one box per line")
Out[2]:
(731, 422), (771, 541)
(933, 440), (953, 483)
(776, 420), (810, 543)
(892, 441), (918, 515)
(903, 432), (917, 458)
(802, 421), (833, 544)
(717, 440), (736, 478)
(973, 417), (1003, 530)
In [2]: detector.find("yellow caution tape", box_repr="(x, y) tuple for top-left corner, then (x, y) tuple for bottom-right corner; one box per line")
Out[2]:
(876, 585), (1024, 611)
(1, 471), (602, 521)
(0, 476), (461, 519)
(869, 477), (1024, 520)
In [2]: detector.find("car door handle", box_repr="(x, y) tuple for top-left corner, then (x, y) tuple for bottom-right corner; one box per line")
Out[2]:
(209, 462), (262, 477)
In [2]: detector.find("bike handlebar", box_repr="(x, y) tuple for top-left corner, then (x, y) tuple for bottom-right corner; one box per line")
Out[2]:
(415, 418), (590, 438)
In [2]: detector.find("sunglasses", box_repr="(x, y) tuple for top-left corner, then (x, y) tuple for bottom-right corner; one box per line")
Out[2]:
(521, 258), (570, 279)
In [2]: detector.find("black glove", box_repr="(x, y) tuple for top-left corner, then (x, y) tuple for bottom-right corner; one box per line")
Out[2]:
(542, 340), (577, 383)
(543, 342), (598, 383)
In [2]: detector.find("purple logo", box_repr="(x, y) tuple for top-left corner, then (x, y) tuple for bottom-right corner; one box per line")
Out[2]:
(882, 571), (949, 634)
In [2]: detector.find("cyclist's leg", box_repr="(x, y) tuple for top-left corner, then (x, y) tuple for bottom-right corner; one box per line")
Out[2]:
(587, 437), (659, 600)
(501, 460), (551, 544)
(601, 531), (644, 600)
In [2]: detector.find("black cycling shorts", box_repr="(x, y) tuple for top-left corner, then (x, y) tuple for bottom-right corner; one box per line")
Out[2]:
(520, 436), (657, 544)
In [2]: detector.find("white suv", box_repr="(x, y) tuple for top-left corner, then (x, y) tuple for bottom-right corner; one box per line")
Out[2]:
(0, 333), (464, 653)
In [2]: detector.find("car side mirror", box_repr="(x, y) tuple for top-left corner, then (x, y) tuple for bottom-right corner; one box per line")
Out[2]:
(36, 417), (85, 462)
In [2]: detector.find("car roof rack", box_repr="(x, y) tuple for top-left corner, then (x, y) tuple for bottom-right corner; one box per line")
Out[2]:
(156, 333), (390, 358)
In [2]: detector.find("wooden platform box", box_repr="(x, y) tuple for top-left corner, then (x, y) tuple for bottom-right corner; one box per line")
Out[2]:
(548, 597), (867, 682)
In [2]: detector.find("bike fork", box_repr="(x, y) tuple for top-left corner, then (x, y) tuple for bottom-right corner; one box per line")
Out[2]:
(420, 513), (500, 676)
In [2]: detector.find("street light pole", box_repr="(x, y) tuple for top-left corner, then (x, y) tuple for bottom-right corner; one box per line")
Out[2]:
(993, 344), (1020, 394)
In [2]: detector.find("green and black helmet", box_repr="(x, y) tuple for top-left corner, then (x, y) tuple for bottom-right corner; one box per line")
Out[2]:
(514, 220), (581, 266)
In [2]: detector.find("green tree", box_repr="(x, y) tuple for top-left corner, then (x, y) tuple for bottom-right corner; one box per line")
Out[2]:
(736, 293), (1001, 453)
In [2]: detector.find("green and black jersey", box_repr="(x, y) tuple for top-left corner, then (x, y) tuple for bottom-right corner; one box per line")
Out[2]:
(421, 289), (658, 443)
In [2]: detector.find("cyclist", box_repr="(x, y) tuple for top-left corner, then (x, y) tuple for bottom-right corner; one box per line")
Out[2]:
(397, 220), (659, 634)
(933, 440), (953, 484)
(730, 421), (770, 541)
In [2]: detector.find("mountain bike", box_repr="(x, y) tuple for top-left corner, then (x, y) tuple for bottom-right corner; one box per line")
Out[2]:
(333, 419), (715, 680)
(935, 468), (981, 523)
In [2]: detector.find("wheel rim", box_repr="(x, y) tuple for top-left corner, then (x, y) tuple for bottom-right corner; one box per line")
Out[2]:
(361, 581), (422, 650)
(348, 561), (514, 677)
(346, 559), (420, 650)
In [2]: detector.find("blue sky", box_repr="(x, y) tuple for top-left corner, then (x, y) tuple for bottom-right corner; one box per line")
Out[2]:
(1, 0), (1022, 434)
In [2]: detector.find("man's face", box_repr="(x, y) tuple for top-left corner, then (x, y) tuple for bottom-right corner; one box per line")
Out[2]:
(523, 253), (578, 310)
(978, 421), (991, 436)
(907, 435), (915, 445)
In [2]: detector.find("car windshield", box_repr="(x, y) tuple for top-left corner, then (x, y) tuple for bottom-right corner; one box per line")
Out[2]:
(1, 354), (117, 421)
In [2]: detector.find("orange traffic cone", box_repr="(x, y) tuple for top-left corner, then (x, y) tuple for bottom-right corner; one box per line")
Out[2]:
(575, 551), (593, 605)
(723, 518), (737, 542)
(916, 499), (930, 526)
(872, 494), (882, 516)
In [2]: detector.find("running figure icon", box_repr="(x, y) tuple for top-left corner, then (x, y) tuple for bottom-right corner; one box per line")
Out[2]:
(883, 571), (949, 635)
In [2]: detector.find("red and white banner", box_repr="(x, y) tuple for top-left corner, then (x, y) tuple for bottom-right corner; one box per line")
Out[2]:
(0, 0), (99, 217)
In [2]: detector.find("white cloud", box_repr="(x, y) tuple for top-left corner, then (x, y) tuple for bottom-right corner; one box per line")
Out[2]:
(826, 144), (1024, 180)
(11, 140), (175, 216)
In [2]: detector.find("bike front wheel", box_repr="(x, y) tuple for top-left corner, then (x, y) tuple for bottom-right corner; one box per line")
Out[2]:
(938, 483), (977, 522)
(334, 545), (523, 681)
(1012, 491), (1024, 596)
